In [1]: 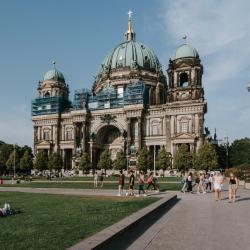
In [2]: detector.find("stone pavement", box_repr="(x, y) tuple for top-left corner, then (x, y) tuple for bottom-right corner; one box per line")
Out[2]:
(0, 186), (166, 197)
(127, 187), (250, 250)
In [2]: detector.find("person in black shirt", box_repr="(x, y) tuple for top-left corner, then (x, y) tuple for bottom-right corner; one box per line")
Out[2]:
(128, 171), (135, 196)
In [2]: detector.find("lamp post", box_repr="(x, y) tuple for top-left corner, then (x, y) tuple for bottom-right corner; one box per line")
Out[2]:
(13, 144), (16, 178)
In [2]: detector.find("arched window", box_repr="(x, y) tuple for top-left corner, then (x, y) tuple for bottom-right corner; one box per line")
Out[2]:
(44, 91), (50, 98)
(180, 73), (189, 87)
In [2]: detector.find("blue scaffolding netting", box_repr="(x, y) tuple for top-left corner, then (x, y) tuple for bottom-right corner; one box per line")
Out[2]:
(73, 81), (148, 111)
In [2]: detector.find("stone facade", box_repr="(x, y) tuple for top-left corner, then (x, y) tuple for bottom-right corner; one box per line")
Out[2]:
(32, 16), (207, 169)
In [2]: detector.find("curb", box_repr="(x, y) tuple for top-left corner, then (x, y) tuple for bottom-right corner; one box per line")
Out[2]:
(68, 194), (178, 250)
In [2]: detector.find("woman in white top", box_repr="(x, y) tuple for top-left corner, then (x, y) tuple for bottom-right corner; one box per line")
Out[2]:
(213, 172), (224, 202)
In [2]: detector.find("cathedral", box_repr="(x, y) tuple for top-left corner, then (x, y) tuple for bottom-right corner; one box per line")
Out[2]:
(32, 13), (207, 169)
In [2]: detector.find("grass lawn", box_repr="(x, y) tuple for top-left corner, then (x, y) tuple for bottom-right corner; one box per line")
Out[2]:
(0, 192), (158, 250)
(1, 181), (182, 191)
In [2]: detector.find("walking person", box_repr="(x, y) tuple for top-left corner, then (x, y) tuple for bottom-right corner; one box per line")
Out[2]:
(213, 171), (224, 202)
(228, 173), (238, 203)
(93, 171), (98, 188)
(99, 172), (104, 188)
(181, 173), (188, 193)
(137, 171), (146, 196)
(197, 173), (206, 194)
(146, 172), (158, 191)
(118, 170), (125, 196)
(205, 173), (211, 191)
(187, 172), (193, 192)
(128, 171), (135, 196)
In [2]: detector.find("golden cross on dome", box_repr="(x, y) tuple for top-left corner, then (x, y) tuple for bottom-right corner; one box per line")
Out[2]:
(128, 10), (133, 20)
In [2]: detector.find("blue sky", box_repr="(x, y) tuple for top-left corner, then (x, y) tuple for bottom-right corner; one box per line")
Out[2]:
(0, 0), (249, 147)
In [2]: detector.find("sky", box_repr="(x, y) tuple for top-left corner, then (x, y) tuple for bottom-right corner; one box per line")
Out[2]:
(0, 0), (249, 147)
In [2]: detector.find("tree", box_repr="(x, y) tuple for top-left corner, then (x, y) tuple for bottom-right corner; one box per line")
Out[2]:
(20, 150), (33, 173)
(97, 150), (112, 173)
(214, 144), (228, 168)
(156, 148), (172, 170)
(34, 151), (48, 171)
(136, 147), (152, 173)
(79, 153), (92, 174)
(195, 141), (218, 170)
(0, 143), (13, 174)
(229, 138), (250, 166)
(173, 144), (193, 171)
(6, 150), (20, 173)
(48, 152), (63, 172)
(113, 150), (127, 170)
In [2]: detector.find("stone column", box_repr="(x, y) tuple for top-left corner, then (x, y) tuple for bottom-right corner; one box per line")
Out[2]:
(126, 118), (131, 155)
(82, 121), (86, 153)
(73, 123), (77, 156)
(165, 115), (171, 153)
(89, 141), (93, 163)
(137, 117), (142, 150)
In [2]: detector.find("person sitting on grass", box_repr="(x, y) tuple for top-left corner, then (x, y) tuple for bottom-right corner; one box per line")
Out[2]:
(0, 203), (21, 217)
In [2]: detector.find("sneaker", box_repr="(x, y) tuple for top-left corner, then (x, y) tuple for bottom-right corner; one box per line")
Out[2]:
(143, 194), (147, 197)
(203, 191), (206, 194)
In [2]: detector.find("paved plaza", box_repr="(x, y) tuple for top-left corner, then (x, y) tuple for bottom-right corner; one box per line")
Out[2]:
(1, 186), (249, 250)
(128, 187), (250, 250)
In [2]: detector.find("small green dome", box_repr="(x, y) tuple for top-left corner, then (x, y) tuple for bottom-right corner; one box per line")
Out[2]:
(43, 68), (65, 83)
(99, 40), (162, 73)
(172, 44), (199, 60)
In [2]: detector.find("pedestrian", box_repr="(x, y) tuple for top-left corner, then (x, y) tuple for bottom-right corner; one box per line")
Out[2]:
(213, 171), (224, 202)
(137, 171), (146, 196)
(187, 172), (193, 192)
(128, 171), (135, 196)
(94, 171), (98, 188)
(118, 170), (125, 196)
(228, 173), (238, 203)
(181, 172), (188, 193)
(99, 172), (104, 188)
(197, 173), (206, 194)
(205, 173), (211, 191)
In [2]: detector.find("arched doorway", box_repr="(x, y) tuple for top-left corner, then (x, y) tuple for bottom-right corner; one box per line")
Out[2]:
(95, 125), (124, 162)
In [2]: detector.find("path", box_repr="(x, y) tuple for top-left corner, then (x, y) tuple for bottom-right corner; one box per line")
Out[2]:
(0, 186), (166, 197)
(127, 187), (250, 250)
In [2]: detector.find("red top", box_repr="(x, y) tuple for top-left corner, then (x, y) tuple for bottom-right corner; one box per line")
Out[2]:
(119, 174), (125, 185)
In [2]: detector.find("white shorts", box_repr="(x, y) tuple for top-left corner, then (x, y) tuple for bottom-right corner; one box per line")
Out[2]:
(214, 182), (221, 190)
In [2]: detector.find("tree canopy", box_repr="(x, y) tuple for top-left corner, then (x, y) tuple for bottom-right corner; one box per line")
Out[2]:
(79, 153), (92, 173)
(136, 147), (152, 173)
(97, 150), (112, 172)
(229, 138), (250, 166)
(173, 144), (193, 171)
(48, 152), (63, 172)
(113, 150), (127, 170)
(195, 141), (218, 170)
(156, 148), (172, 170)
(20, 150), (33, 173)
(34, 151), (48, 171)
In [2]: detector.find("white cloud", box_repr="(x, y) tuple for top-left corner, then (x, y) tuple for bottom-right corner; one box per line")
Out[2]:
(159, 0), (250, 140)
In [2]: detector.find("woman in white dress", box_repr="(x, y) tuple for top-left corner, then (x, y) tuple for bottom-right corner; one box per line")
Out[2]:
(213, 171), (224, 202)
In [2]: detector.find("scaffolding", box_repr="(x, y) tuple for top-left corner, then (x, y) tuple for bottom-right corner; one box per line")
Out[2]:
(31, 96), (71, 116)
(87, 81), (149, 110)
(73, 89), (90, 110)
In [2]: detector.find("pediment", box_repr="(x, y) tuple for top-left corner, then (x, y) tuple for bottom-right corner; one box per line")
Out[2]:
(174, 133), (196, 139)
(37, 140), (52, 145)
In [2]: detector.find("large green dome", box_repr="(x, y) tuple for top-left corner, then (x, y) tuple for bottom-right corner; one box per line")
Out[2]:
(100, 40), (162, 73)
(172, 44), (199, 60)
(43, 68), (65, 83)
(100, 40), (161, 73)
